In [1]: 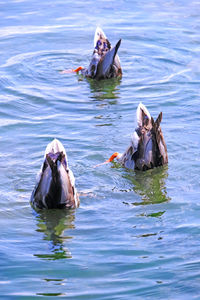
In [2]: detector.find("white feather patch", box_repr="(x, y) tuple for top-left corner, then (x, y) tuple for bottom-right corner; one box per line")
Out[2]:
(45, 139), (68, 162)
(94, 27), (107, 47)
(136, 103), (151, 127)
(132, 131), (140, 151)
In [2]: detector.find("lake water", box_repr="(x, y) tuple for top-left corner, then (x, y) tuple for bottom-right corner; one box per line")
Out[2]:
(0, 0), (200, 299)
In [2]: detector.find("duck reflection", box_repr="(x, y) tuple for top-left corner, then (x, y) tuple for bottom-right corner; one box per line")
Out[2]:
(122, 165), (170, 206)
(86, 77), (121, 102)
(34, 209), (75, 260)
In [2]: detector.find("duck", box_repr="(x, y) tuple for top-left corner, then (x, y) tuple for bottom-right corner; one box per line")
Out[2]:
(104, 103), (168, 171)
(31, 139), (79, 209)
(73, 27), (122, 80)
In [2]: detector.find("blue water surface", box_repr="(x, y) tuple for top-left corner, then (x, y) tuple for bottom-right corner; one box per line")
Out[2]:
(0, 0), (200, 299)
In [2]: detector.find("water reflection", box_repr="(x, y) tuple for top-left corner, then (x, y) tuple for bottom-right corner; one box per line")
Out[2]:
(37, 292), (65, 297)
(123, 166), (170, 206)
(34, 209), (75, 260)
(86, 77), (121, 101)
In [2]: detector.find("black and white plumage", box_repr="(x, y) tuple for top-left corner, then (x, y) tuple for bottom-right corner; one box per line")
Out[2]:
(31, 139), (79, 209)
(109, 103), (168, 171)
(81, 27), (122, 80)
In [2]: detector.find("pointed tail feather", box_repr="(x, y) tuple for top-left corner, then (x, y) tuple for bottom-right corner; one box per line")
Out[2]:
(96, 39), (121, 78)
(136, 102), (152, 129)
(94, 27), (107, 47)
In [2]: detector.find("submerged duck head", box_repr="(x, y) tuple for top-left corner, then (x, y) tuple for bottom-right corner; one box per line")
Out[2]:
(105, 103), (168, 171)
(31, 139), (79, 209)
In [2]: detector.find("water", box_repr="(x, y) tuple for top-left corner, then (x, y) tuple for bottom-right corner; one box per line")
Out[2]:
(0, 0), (200, 299)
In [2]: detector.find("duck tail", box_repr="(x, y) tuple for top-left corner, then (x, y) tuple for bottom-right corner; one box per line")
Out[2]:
(96, 39), (121, 78)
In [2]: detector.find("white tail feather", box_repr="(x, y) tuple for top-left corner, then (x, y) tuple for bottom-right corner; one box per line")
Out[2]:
(136, 103), (151, 127)
(94, 27), (107, 47)
(132, 131), (140, 151)
(45, 139), (67, 159)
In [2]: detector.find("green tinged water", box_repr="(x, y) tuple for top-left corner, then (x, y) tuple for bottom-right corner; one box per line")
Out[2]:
(0, 0), (200, 299)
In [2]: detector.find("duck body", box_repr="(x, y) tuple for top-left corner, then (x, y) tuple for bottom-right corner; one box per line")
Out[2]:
(31, 139), (79, 209)
(81, 27), (122, 80)
(116, 103), (168, 171)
